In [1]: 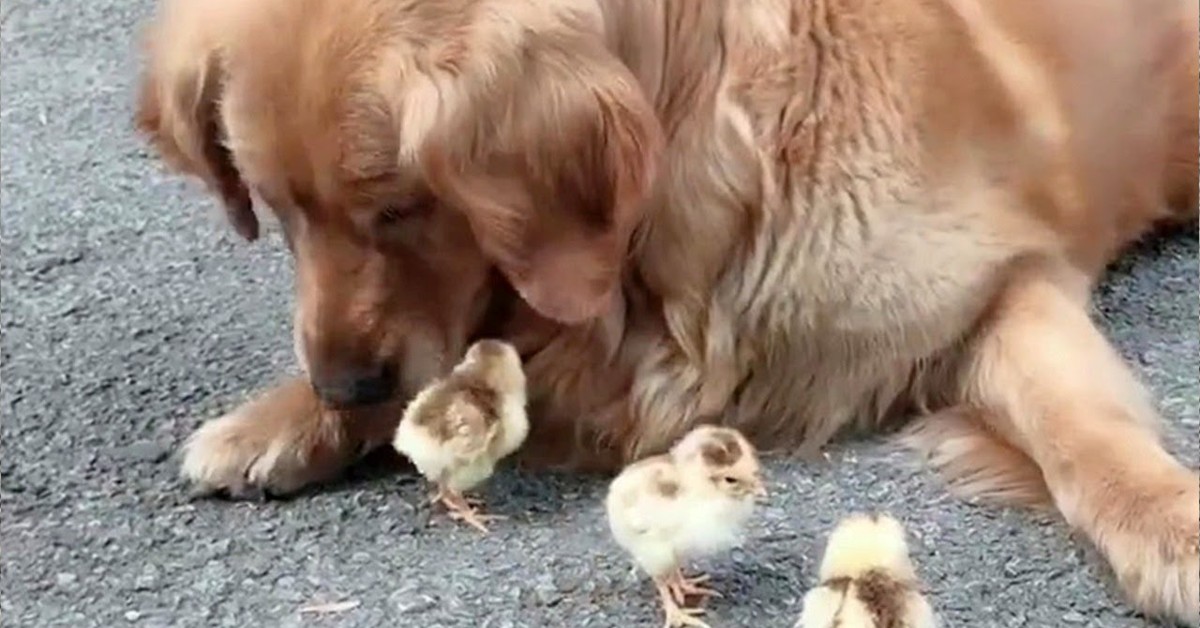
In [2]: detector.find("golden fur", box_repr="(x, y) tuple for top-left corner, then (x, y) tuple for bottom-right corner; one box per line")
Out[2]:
(135, 0), (1199, 623)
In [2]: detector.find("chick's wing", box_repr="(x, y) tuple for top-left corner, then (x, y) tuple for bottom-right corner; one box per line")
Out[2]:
(613, 461), (690, 539)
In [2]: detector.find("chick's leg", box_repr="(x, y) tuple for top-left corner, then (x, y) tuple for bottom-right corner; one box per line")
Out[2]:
(432, 484), (505, 534)
(668, 569), (722, 602)
(654, 577), (710, 628)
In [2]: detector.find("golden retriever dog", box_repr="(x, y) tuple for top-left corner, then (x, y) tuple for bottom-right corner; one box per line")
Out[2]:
(134, 0), (1199, 623)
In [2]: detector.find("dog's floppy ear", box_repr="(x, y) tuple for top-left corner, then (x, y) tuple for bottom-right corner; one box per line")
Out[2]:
(134, 0), (258, 241)
(422, 36), (662, 324)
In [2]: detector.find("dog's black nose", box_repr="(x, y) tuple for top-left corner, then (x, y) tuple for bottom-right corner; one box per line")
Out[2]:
(311, 363), (397, 407)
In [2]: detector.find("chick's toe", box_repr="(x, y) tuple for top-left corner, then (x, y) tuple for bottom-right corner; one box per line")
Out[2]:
(436, 488), (505, 534)
(655, 578), (711, 628)
(669, 570), (722, 603)
(446, 503), (506, 534)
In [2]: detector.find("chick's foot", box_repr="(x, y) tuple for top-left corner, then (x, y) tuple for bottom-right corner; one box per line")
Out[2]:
(435, 488), (506, 534)
(655, 578), (711, 628)
(668, 570), (722, 603)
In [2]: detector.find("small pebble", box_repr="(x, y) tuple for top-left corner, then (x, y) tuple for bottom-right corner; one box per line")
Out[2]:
(552, 567), (585, 593)
(389, 586), (436, 615)
(112, 442), (168, 464)
(55, 573), (77, 587)
(208, 538), (232, 557)
(134, 564), (161, 590)
(533, 572), (562, 606)
(1062, 610), (1088, 624)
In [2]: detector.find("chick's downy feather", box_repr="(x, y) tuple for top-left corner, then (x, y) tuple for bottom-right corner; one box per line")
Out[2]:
(393, 340), (528, 493)
(606, 426), (766, 628)
(798, 514), (937, 628)
(606, 426), (763, 577)
(606, 456), (691, 576)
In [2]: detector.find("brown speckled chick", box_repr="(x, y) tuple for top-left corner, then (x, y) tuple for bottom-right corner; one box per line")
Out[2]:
(797, 513), (937, 628)
(606, 425), (768, 628)
(392, 339), (528, 534)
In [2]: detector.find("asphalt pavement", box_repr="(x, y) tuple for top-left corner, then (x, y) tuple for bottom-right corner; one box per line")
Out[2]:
(2, 1), (1197, 627)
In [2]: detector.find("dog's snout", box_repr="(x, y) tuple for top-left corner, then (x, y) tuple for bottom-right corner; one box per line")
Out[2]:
(311, 362), (397, 407)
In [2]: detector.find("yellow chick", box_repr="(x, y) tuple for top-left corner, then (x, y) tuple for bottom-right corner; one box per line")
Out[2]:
(392, 339), (528, 534)
(797, 513), (937, 628)
(606, 425), (768, 628)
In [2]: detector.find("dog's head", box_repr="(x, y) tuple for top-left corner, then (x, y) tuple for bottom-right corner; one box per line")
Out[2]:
(136, 0), (662, 408)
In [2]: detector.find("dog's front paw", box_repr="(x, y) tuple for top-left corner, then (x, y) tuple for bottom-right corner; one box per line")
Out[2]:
(1099, 469), (1200, 626)
(179, 379), (355, 499)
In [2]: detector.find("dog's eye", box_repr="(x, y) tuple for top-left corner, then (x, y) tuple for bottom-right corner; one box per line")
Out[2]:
(377, 195), (433, 226)
(378, 204), (417, 225)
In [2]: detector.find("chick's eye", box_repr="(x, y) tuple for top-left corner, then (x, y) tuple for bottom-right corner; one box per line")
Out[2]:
(722, 476), (739, 485)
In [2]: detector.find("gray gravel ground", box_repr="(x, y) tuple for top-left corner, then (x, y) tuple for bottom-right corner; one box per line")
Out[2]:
(2, 1), (1197, 627)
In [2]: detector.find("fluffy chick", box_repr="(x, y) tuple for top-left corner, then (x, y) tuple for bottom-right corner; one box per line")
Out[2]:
(606, 425), (768, 628)
(797, 513), (937, 628)
(392, 339), (528, 533)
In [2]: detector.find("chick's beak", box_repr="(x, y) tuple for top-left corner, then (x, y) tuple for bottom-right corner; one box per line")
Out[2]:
(753, 480), (769, 501)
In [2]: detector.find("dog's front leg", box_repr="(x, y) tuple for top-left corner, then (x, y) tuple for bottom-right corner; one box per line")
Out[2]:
(179, 377), (398, 498)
